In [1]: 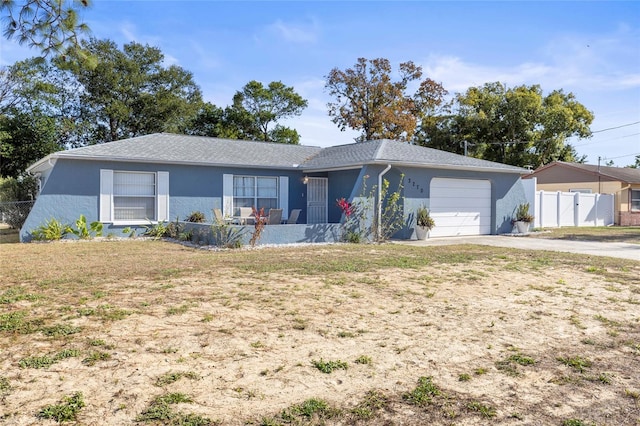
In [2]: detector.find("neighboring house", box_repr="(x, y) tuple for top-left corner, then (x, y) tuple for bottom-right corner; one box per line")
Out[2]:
(523, 161), (640, 226)
(21, 133), (530, 242)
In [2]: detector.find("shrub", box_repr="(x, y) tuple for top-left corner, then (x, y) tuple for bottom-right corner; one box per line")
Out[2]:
(338, 174), (406, 243)
(165, 217), (184, 239)
(143, 221), (169, 239)
(210, 222), (244, 248)
(0, 175), (38, 229)
(185, 211), (206, 223)
(31, 218), (67, 241)
(66, 214), (103, 239)
(249, 207), (266, 247)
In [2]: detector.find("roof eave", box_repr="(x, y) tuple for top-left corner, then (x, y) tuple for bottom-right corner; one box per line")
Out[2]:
(302, 165), (363, 173)
(370, 159), (528, 174)
(26, 154), (58, 174)
(303, 160), (527, 174)
(54, 154), (304, 171)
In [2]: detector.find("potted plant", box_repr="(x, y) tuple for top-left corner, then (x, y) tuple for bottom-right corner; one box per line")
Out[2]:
(415, 206), (435, 240)
(514, 203), (534, 234)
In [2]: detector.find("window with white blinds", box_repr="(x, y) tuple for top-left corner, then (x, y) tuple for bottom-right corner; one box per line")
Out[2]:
(113, 171), (156, 220)
(233, 176), (278, 214)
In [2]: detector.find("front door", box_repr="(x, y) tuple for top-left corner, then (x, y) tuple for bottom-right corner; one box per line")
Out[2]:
(307, 177), (328, 224)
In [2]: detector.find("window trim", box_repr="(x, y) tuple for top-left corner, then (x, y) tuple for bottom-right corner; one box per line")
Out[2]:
(100, 169), (169, 224)
(222, 173), (289, 220)
(113, 170), (156, 223)
(232, 175), (279, 215)
(631, 189), (640, 212)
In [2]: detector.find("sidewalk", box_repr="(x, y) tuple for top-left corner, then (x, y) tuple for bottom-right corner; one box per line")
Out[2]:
(398, 235), (640, 261)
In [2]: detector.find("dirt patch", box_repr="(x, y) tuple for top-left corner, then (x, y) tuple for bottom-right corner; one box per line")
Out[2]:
(1, 242), (639, 425)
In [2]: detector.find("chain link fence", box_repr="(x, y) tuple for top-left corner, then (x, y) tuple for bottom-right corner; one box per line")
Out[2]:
(0, 200), (35, 230)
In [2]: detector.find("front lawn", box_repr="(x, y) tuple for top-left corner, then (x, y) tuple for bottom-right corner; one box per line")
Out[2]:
(530, 226), (640, 244)
(1, 241), (638, 425)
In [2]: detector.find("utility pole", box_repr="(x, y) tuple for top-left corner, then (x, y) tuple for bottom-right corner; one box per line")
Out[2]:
(597, 156), (602, 193)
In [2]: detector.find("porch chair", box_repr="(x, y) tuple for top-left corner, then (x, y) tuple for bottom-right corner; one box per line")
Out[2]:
(286, 209), (301, 224)
(236, 207), (255, 225)
(267, 208), (282, 225)
(213, 208), (224, 225)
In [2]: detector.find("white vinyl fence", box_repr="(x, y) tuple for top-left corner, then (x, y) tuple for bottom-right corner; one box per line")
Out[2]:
(525, 191), (614, 229)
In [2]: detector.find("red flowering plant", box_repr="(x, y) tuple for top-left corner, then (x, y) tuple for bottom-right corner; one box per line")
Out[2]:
(336, 197), (365, 243)
(336, 198), (353, 217)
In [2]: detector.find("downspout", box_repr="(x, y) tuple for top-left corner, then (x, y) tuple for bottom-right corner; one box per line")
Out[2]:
(377, 164), (392, 241)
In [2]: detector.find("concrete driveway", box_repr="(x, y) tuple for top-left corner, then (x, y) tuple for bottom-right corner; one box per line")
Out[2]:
(399, 235), (640, 261)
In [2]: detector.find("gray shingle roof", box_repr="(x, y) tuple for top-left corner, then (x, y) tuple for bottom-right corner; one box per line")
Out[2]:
(301, 139), (527, 173)
(54, 133), (322, 169)
(31, 133), (527, 174)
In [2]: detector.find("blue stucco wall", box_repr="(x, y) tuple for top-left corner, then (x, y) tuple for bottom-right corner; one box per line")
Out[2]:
(326, 169), (360, 223)
(21, 159), (308, 241)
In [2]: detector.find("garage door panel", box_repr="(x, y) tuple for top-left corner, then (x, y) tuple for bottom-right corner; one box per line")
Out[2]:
(431, 188), (491, 199)
(430, 179), (482, 190)
(431, 200), (491, 211)
(429, 178), (492, 237)
(431, 216), (483, 227)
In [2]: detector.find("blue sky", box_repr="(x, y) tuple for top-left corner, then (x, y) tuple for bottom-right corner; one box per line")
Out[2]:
(1, 1), (639, 165)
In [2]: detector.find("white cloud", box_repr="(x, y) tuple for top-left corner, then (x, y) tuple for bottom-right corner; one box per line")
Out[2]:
(422, 55), (553, 93)
(117, 21), (163, 48)
(266, 18), (320, 44)
(189, 41), (221, 71)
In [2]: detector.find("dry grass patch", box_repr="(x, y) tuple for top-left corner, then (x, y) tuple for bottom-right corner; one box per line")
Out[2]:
(0, 240), (639, 425)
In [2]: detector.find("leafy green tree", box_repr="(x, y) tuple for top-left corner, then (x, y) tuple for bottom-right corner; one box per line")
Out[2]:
(627, 155), (640, 169)
(417, 82), (593, 167)
(183, 102), (228, 137)
(65, 38), (203, 143)
(230, 80), (307, 143)
(183, 102), (255, 140)
(0, 67), (21, 115)
(325, 57), (447, 142)
(0, 112), (61, 177)
(0, 0), (92, 58)
(4, 57), (87, 147)
(0, 173), (38, 201)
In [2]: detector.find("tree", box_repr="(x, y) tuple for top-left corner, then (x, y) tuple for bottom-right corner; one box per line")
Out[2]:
(417, 82), (593, 167)
(0, 56), (83, 176)
(4, 57), (87, 147)
(0, 66), (21, 115)
(230, 80), (307, 143)
(1, 0), (91, 57)
(627, 155), (640, 169)
(325, 57), (447, 142)
(0, 111), (61, 177)
(65, 39), (203, 143)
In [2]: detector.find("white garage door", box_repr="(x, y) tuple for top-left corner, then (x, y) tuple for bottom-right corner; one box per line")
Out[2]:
(429, 178), (492, 237)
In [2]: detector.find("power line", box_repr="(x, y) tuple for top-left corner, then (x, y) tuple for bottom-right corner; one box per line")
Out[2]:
(592, 121), (640, 133)
(574, 132), (640, 147)
(602, 152), (640, 161)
